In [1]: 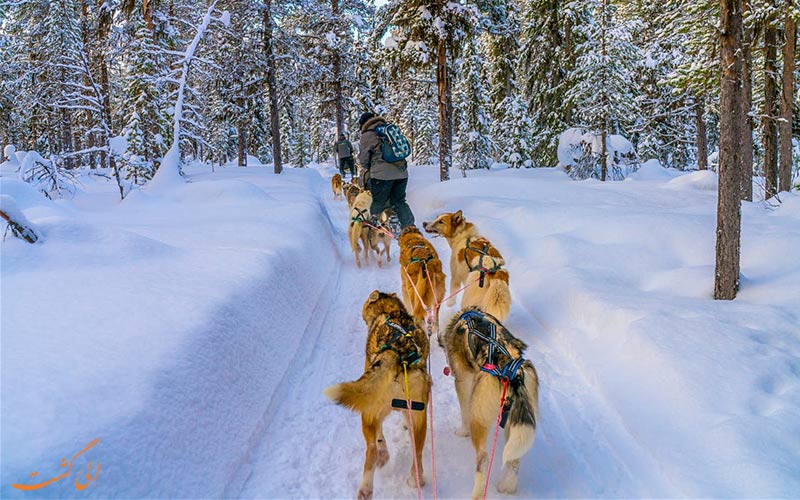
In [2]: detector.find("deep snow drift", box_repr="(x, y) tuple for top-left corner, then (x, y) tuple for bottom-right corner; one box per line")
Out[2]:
(2, 161), (799, 498)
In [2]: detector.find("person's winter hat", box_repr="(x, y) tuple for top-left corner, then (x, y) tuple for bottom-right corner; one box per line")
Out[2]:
(359, 112), (376, 128)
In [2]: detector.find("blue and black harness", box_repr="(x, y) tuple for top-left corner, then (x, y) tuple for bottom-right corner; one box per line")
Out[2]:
(459, 309), (525, 427)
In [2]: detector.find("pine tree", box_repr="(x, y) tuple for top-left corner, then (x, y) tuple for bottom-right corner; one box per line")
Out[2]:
(119, 0), (175, 183)
(455, 40), (492, 171)
(519, 0), (587, 164)
(564, 0), (640, 179)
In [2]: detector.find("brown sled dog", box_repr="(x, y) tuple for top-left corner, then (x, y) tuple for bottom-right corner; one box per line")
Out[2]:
(349, 191), (373, 268)
(440, 307), (539, 499)
(398, 226), (446, 333)
(332, 173), (344, 199)
(422, 210), (511, 322)
(325, 291), (431, 500)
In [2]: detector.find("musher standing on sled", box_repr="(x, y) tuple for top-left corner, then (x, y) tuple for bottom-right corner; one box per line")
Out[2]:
(357, 111), (415, 233)
(336, 133), (356, 180)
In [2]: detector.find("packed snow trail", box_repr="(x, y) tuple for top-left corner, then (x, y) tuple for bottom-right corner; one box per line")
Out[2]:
(237, 165), (664, 498)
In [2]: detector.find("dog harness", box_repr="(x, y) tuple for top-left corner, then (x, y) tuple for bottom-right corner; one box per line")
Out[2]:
(379, 318), (422, 366)
(408, 244), (434, 277)
(464, 239), (503, 288)
(351, 208), (370, 224)
(458, 309), (525, 381)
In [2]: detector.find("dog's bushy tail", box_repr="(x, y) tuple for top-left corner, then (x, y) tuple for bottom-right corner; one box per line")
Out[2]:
(484, 271), (511, 322)
(324, 355), (398, 414)
(502, 361), (539, 464)
(349, 220), (363, 254)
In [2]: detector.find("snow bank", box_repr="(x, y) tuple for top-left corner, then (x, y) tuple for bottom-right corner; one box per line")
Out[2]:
(665, 169), (718, 191)
(627, 159), (679, 181)
(1, 167), (337, 497)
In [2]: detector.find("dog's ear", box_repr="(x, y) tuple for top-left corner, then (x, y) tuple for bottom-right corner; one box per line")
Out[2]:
(453, 210), (464, 225)
(368, 290), (381, 302)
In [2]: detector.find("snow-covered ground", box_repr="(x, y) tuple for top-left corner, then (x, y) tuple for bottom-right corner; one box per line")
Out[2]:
(2, 161), (799, 498)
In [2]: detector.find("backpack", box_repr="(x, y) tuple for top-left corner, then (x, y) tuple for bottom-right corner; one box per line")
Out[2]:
(374, 123), (411, 163)
(337, 140), (352, 158)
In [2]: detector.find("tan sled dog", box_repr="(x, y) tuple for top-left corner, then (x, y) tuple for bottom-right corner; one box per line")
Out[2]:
(325, 291), (431, 500)
(422, 211), (511, 321)
(332, 173), (344, 199)
(346, 183), (362, 208)
(398, 226), (446, 332)
(349, 191), (373, 268)
(367, 216), (391, 268)
(440, 307), (539, 499)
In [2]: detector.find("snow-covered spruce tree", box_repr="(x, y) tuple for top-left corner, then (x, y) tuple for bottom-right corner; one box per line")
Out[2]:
(455, 39), (492, 171)
(662, 0), (719, 172)
(396, 78), (438, 165)
(202, 0), (263, 167)
(621, 1), (696, 170)
(493, 94), (533, 168)
(13, 0), (85, 168)
(564, 0), (641, 180)
(519, 0), (589, 165)
(375, 0), (478, 180)
(118, 0), (176, 183)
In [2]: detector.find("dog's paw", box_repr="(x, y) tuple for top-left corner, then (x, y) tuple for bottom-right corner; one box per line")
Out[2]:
(357, 485), (373, 500)
(407, 474), (426, 488)
(496, 476), (518, 495)
(455, 426), (470, 437)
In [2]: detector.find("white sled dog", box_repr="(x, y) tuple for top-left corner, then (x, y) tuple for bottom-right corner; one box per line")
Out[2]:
(440, 307), (539, 499)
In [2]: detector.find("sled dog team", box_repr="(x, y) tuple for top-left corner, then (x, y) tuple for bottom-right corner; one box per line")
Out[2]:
(325, 179), (540, 500)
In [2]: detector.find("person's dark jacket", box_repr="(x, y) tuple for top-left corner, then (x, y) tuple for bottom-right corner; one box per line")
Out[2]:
(358, 116), (408, 181)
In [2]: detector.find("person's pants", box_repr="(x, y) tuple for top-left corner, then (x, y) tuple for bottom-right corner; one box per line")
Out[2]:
(339, 157), (355, 178)
(369, 178), (415, 228)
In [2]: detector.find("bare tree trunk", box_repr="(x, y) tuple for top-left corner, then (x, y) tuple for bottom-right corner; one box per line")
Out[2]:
(763, 11), (779, 199)
(696, 96), (708, 170)
(600, 0), (608, 181)
(332, 0), (344, 139)
(436, 7), (451, 183)
(779, 2), (796, 192)
(238, 122), (247, 166)
(60, 107), (74, 169)
(97, 1), (123, 199)
(715, 0), (743, 300)
(740, 32), (753, 200)
(264, 0), (282, 174)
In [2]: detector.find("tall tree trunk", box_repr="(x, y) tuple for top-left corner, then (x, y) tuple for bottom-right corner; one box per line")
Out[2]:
(763, 11), (779, 199)
(264, 0), (282, 174)
(600, 0), (608, 181)
(238, 122), (247, 166)
(97, 0), (123, 199)
(696, 96), (708, 170)
(436, 4), (451, 183)
(60, 107), (74, 169)
(332, 0), (344, 139)
(715, 0), (743, 300)
(740, 32), (753, 200)
(779, 2), (796, 192)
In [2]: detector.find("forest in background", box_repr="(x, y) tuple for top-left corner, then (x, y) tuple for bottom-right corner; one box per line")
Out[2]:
(0, 0), (797, 192)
